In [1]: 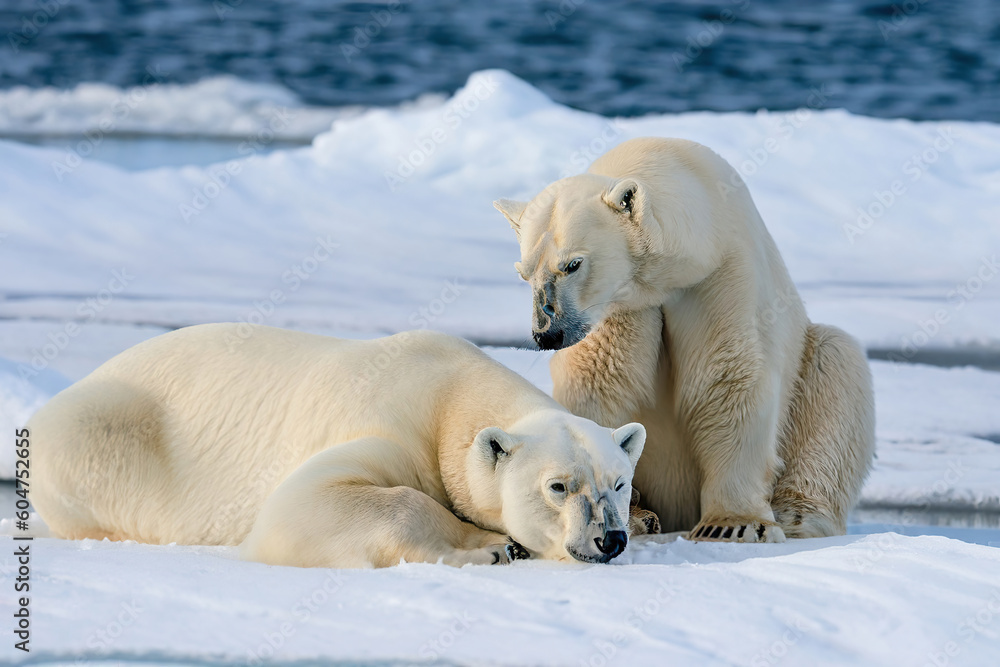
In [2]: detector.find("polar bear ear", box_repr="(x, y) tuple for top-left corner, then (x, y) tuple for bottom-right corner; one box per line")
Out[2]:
(474, 426), (515, 465)
(612, 423), (646, 469)
(603, 179), (665, 254)
(493, 199), (528, 242)
(605, 178), (640, 215)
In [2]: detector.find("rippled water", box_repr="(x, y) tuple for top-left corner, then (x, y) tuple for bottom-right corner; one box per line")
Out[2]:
(1, 0), (999, 120)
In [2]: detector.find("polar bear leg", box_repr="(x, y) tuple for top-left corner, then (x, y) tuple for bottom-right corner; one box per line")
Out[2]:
(30, 379), (176, 543)
(771, 324), (876, 538)
(239, 437), (516, 569)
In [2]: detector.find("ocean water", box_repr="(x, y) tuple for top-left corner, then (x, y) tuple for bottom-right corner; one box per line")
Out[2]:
(1, 0), (998, 121)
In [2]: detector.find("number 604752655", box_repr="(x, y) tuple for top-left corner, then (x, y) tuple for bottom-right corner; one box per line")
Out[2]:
(14, 428), (30, 516)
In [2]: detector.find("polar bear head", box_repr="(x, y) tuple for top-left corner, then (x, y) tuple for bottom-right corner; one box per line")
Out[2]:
(495, 137), (737, 349)
(463, 410), (645, 563)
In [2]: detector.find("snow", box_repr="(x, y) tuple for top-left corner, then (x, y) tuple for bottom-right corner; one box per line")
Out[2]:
(0, 75), (351, 141)
(0, 359), (68, 479)
(0, 69), (998, 665)
(0, 531), (998, 666)
(1, 70), (998, 354)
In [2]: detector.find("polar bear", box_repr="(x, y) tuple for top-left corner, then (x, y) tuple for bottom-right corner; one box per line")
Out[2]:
(494, 137), (875, 542)
(29, 324), (646, 568)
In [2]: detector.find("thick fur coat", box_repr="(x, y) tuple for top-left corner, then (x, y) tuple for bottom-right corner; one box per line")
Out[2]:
(496, 137), (875, 542)
(30, 324), (646, 567)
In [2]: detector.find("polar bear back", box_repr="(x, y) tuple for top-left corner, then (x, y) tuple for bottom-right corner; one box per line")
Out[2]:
(30, 324), (547, 545)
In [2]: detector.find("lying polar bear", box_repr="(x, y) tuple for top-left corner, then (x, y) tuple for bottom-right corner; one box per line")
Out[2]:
(30, 324), (646, 568)
(495, 137), (875, 543)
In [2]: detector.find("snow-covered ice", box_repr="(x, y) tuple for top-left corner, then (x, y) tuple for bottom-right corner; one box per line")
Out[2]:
(0, 530), (998, 666)
(0, 76), (351, 141)
(0, 70), (998, 665)
(1, 71), (998, 351)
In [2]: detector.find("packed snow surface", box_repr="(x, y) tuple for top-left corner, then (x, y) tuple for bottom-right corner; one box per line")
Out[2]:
(0, 530), (998, 666)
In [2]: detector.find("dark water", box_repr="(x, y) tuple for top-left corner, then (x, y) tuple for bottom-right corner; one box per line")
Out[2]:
(1, 0), (999, 120)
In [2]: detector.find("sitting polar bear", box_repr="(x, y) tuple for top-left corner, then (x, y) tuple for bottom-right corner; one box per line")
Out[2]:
(30, 324), (647, 568)
(494, 137), (875, 543)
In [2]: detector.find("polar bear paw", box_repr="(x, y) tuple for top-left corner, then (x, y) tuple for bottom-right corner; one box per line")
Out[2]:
(504, 539), (531, 562)
(628, 507), (661, 535)
(627, 488), (661, 535)
(687, 517), (786, 543)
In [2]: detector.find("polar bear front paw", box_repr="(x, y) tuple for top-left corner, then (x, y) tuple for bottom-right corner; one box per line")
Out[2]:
(505, 539), (531, 562)
(449, 539), (530, 566)
(687, 517), (786, 543)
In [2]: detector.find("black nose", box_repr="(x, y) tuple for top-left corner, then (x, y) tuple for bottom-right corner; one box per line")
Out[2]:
(595, 530), (627, 559)
(533, 329), (564, 350)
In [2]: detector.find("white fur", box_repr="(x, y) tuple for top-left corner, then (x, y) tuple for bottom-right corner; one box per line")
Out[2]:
(30, 324), (645, 567)
(496, 137), (876, 542)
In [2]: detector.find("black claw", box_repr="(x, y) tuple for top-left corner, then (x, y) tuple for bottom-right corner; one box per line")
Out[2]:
(756, 524), (767, 541)
(722, 526), (734, 539)
(506, 539), (530, 561)
(737, 525), (746, 539)
(694, 525), (708, 538)
(710, 526), (724, 539)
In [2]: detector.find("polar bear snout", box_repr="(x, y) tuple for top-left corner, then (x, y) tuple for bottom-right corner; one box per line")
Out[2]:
(533, 327), (564, 350)
(595, 530), (627, 559)
(564, 495), (630, 563)
(531, 296), (588, 350)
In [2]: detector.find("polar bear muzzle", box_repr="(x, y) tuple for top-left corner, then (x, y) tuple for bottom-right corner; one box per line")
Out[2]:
(532, 281), (589, 350)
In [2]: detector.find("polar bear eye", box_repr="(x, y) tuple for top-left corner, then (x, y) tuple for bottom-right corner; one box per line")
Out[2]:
(564, 258), (583, 275)
(549, 482), (566, 493)
(615, 481), (625, 492)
